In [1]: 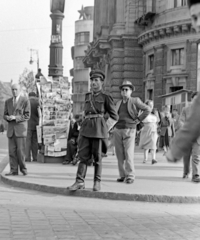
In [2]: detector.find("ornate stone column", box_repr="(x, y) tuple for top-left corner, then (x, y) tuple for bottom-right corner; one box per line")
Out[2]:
(111, 0), (125, 35)
(48, 0), (65, 78)
(110, 38), (124, 102)
(154, 44), (165, 110)
(187, 40), (198, 91)
(123, 37), (143, 98)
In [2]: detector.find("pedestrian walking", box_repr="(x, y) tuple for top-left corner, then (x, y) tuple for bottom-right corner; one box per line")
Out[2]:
(139, 100), (159, 164)
(25, 92), (39, 162)
(3, 83), (30, 176)
(179, 91), (200, 182)
(159, 105), (175, 155)
(67, 69), (118, 191)
(166, 0), (200, 162)
(172, 109), (181, 133)
(0, 120), (4, 134)
(114, 80), (150, 184)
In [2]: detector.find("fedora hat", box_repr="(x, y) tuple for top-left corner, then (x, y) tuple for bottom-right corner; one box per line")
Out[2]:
(119, 80), (135, 91)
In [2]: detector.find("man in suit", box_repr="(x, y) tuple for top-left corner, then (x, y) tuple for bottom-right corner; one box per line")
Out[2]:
(67, 69), (118, 191)
(3, 83), (30, 176)
(25, 92), (39, 162)
(62, 114), (81, 165)
(114, 80), (150, 184)
(179, 92), (200, 182)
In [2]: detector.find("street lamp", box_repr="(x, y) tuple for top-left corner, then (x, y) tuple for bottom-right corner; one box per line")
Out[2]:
(29, 49), (39, 71)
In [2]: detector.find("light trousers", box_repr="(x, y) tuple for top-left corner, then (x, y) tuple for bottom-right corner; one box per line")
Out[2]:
(183, 141), (200, 177)
(114, 128), (136, 179)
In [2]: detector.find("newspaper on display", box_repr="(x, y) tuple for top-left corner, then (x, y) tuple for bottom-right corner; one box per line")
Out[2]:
(36, 76), (71, 157)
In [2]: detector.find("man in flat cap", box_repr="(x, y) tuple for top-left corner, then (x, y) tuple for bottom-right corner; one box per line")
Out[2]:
(114, 80), (150, 184)
(67, 69), (118, 191)
(166, 0), (200, 164)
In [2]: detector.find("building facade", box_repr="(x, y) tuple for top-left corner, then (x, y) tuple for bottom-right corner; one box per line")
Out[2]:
(83, 0), (200, 111)
(71, 6), (94, 116)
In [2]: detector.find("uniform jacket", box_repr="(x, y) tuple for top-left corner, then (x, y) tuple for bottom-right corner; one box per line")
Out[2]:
(168, 94), (200, 161)
(3, 96), (30, 138)
(160, 116), (174, 137)
(80, 91), (118, 139)
(28, 96), (39, 130)
(116, 97), (151, 125)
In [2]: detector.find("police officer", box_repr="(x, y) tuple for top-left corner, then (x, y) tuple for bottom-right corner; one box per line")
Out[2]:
(67, 69), (118, 191)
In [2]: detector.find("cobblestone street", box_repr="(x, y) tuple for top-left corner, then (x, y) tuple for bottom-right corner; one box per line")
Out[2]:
(1, 133), (200, 239)
(0, 179), (200, 240)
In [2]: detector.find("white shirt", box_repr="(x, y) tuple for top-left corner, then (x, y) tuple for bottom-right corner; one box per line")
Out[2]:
(13, 95), (20, 105)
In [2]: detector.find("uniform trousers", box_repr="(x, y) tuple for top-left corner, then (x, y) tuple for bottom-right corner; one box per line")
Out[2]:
(8, 132), (27, 173)
(76, 135), (103, 183)
(114, 128), (136, 179)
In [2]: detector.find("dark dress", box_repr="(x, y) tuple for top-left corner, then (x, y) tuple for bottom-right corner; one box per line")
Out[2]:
(0, 123), (4, 133)
(159, 116), (174, 148)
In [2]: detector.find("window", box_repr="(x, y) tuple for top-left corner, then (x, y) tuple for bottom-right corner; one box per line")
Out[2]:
(75, 32), (89, 45)
(148, 54), (154, 70)
(74, 57), (84, 69)
(171, 48), (184, 66)
(147, 89), (153, 100)
(170, 86), (183, 92)
(174, 0), (187, 7)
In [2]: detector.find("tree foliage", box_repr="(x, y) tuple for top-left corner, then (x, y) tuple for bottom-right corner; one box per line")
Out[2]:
(18, 68), (36, 93)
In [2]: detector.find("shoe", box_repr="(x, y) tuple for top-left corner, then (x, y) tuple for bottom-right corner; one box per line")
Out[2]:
(192, 175), (200, 183)
(143, 160), (147, 163)
(67, 182), (85, 191)
(93, 181), (101, 191)
(152, 159), (157, 165)
(62, 160), (71, 165)
(125, 178), (134, 184)
(117, 177), (125, 182)
(21, 170), (27, 176)
(5, 172), (18, 176)
(183, 174), (189, 179)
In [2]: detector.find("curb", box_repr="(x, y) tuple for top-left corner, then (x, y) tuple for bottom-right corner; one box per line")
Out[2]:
(0, 155), (9, 173)
(1, 174), (200, 203)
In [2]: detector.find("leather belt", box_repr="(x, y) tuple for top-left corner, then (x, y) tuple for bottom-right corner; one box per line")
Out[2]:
(85, 114), (103, 119)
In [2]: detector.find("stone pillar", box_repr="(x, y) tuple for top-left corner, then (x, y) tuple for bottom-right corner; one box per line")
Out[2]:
(123, 37), (143, 99)
(110, 38), (124, 102)
(111, 0), (125, 35)
(154, 45), (165, 110)
(48, 10), (64, 77)
(187, 40), (198, 91)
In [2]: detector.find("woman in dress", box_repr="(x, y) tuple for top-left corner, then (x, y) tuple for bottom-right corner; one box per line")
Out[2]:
(159, 105), (175, 155)
(139, 100), (159, 164)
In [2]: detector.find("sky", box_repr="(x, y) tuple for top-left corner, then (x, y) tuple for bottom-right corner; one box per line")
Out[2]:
(0, 0), (94, 83)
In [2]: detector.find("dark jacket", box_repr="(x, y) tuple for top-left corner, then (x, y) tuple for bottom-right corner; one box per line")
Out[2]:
(3, 96), (30, 137)
(80, 91), (118, 139)
(160, 116), (174, 137)
(68, 121), (79, 142)
(28, 96), (39, 130)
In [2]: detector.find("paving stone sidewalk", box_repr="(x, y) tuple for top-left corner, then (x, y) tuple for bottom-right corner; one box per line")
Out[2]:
(1, 149), (200, 203)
